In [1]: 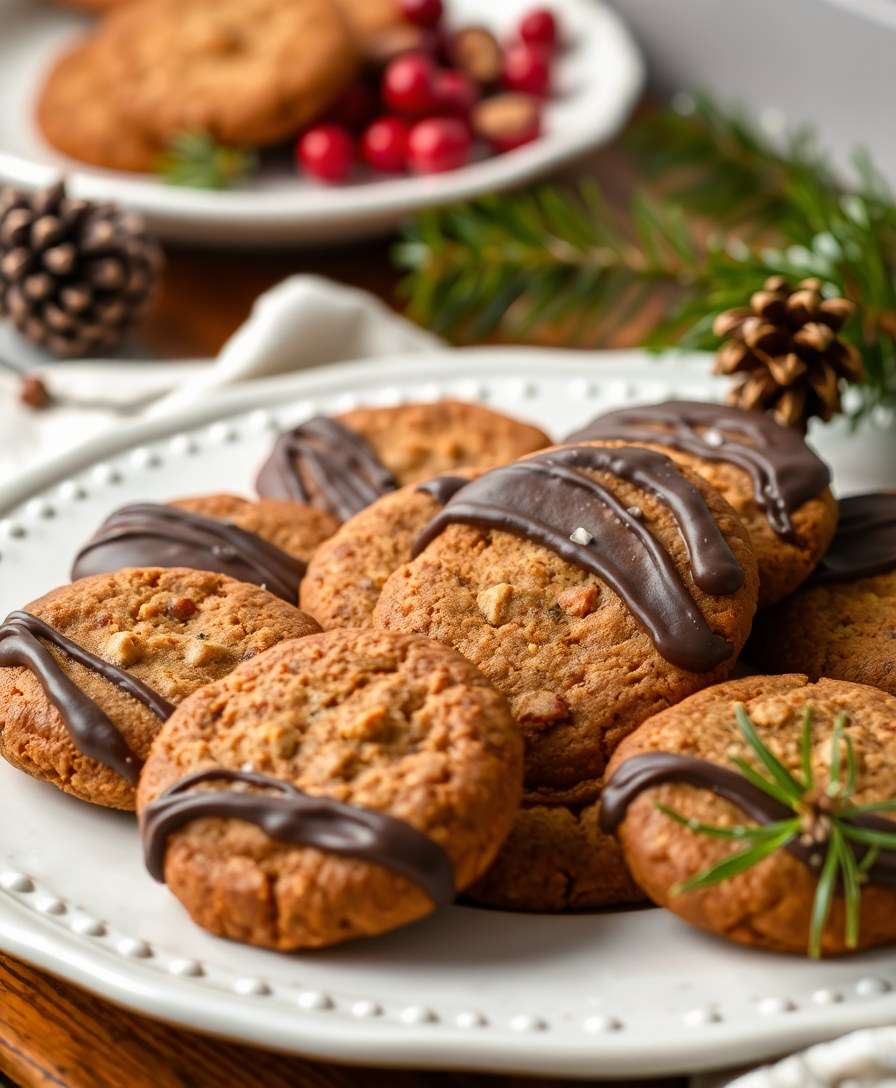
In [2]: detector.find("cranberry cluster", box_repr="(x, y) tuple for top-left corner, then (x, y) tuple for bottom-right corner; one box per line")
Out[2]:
(295, 2), (561, 182)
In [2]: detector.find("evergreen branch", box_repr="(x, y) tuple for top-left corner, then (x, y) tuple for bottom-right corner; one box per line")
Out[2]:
(657, 705), (894, 957)
(157, 132), (257, 191)
(395, 94), (896, 420)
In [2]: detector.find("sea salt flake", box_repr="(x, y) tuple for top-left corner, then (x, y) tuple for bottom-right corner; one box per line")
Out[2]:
(569, 527), (594, 546)
(626, 505), (643, 519)
(704, 428), (726, 448)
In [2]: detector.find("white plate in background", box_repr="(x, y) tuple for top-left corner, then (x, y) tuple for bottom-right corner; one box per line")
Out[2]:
(0, 0), (643, 245)
(0, 351), (895, 1078)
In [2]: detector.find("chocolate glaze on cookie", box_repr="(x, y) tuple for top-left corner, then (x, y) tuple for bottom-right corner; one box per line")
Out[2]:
(812, 493), (896, 584)
(413, 445), (743, 672)
(72, 504), (305, 603)
(567, 401), (831, 543)
(141, 766), (456, 904)
(416, 475), (469, 505)
(0, 611), (173, 782)
(600, 751), (896, 885)
(256, 416), (398, 521)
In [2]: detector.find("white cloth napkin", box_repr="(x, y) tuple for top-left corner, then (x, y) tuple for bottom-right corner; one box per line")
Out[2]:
(1, 274), (894, 1086)
(0, 275), (440, 483)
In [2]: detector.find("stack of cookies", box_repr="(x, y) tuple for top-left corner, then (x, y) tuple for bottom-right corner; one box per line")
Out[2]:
(2, 394), (896, 957)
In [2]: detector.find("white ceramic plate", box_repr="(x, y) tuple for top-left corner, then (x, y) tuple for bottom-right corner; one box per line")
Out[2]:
(1, 351), (896, 1080)
(0, 0), (644, 245)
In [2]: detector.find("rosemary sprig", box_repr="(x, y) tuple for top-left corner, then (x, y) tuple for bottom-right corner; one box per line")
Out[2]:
(660, 704), (889, 958)
(395, 94), (896, 421)
(156, 132), (257, 191)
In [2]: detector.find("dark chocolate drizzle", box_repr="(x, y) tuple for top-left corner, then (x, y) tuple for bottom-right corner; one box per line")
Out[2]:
(600, 752), (896, 885)
(256, 416), (398, 521)
(413, 445), (743, 673)
(0, 611), (174, 783)
(567, 400), (831, 543)
(416, 475), (469, 505)
(812, 493), (896, 584)
(140, 767), (456, 904)
(71, 504), (305, 603)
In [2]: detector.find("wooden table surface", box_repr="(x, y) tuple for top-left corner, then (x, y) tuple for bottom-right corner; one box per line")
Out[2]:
(0, 139), (692, 1088)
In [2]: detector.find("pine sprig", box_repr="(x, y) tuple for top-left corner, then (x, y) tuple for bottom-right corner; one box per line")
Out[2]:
(157, 132), (257, 191)
(395, 95), (896, 421)
(660, 704), (887, 958)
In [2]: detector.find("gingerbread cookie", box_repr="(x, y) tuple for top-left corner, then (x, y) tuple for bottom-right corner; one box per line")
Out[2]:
(301, 473), (471, 628)
(37, 39), (161, 173)
(255, 402), (550, 520)
(374, 444), (759, 790)
(467, 793), (644, 912)
(602, 674), (896, 955)
(100, 0), (358, 148)
(568, 401), (837, 607)
(0, 569), (318, 810)
(751, 493), (896, 694)
(72, 494), (338, 603)
(137, 628), (523, 949)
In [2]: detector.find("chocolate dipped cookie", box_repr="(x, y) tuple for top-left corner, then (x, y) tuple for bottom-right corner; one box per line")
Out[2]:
(568, 401), (837, 607)
(602, 674), (896, 955)
(72, 494), (338, 603)
(138, 628), (523, 949)
(374, 443), (759, 790)
(255, 401), (549, 521)
(0, 569), (319, 810)
(752, 493), (896, 694)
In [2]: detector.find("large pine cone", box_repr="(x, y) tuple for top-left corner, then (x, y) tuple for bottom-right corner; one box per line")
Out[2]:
(713, 276), (864, 432)
(0, 181), (162, 358)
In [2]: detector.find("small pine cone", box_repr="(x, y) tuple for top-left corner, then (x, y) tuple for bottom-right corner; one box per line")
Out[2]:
(712, 276), (864, 432)
(0, 180), (162, 358)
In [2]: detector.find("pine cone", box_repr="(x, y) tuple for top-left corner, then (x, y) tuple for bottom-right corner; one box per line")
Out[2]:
(0, 181), (162, 358)
(712, 276), (864, 432)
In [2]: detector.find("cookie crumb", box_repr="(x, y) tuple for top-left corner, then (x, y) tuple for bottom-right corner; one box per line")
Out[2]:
(104, 631), (143, 667)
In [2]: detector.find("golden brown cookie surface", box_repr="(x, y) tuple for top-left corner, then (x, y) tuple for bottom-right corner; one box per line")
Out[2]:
(466, 795), (644, 912)
(0, 569), (318, 810)
(301, 474), (475, 629)
(374, 444), (759, 790)
(137, 628), (523, 950)
(36, 39), (161, 172)
(101, 0), (358, 147)
(604, 674), (896, 955)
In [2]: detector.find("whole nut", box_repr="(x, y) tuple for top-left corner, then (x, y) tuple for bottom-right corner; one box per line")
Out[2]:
(104, 630), (143, 667)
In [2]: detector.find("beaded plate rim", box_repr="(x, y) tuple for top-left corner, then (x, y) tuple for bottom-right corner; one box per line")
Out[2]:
(1, 348), (895, 1078)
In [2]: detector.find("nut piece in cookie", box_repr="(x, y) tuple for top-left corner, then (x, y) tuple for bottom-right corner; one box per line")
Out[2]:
(374, 444), (759, 790)
(72, 494), (338, 603)
(568, 400), (837, 607)
(137, 628), (523, 950)
(301, 472), (473, 629)
(603, 674), (896, 956)
(751, 493), (896, 695)
(255, 401), (550, 521)
(0, 569), (319, 810)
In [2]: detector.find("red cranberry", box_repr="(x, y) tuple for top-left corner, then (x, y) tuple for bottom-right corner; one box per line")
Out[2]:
(382, 52), (438, 116)
(406, 117), (472, 174)
(324, 80), (376, 130)
(400, 0), (443, 28)
(519, 8), (558, 50)
(361, 116), (410, 172)
(297, 125), (354, 182)
(433, 69), (479, 116)
(503, 42), (551, 96)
